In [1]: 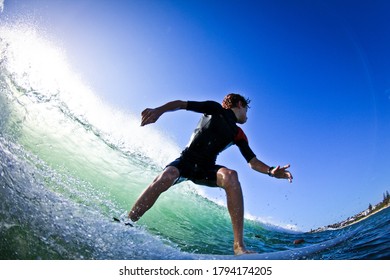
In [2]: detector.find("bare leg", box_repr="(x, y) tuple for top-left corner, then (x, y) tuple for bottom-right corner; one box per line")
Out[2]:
(217, 167), (251, 255)
(129, 166), (180, 221)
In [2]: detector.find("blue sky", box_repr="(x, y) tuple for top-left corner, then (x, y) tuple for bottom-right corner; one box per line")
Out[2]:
(2, 0), (390, 231)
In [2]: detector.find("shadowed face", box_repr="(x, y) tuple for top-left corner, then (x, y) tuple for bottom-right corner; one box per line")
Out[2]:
(236, 102), (248, 124)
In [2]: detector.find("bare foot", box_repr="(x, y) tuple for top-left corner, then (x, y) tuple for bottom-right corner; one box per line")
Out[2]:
(234, 243), (256, 255)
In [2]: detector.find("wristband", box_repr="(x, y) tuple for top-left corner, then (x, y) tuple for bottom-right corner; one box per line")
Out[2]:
(268, 166), (275, 177)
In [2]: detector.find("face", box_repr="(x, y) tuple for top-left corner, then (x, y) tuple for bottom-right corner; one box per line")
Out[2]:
(236, 103), (248, 124)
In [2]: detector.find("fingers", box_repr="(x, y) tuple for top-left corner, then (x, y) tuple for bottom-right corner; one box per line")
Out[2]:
(141, 108), (158, 126)
(273, 164), (293, 183)
(282, 164), (290, 169)
(286, 171), (293, 183)
(281, 164), (293, 183)
(274, 164), (290, 171)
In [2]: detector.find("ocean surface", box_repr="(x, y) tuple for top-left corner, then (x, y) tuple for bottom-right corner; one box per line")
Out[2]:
(1, 25), (389, 260)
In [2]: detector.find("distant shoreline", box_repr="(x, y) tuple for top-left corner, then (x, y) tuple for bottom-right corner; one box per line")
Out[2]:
(310, 199), (389, 233)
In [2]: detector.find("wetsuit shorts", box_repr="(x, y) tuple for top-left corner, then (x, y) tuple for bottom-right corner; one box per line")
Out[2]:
(166, 157), (225, 187)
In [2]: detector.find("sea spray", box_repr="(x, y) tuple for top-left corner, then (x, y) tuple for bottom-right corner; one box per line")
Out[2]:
(0, 25), (180, 168)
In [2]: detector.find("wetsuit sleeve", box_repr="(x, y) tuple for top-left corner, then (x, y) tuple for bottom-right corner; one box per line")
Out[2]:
(234, 127), (256, 162)
(186, 101), (224, 115)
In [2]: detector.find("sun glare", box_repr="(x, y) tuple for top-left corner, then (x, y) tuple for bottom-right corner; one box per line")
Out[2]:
(1, 25), (104, 116)
(3, 27), (71, 93)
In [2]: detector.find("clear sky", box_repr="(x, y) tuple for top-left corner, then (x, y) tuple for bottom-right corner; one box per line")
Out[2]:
(2, 0), (390, 231)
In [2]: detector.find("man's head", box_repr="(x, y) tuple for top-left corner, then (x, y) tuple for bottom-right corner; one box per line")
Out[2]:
(222, 93), (251, 110)
(222, 93), (250, 124)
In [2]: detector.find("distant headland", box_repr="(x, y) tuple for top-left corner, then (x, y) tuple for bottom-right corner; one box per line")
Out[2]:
(310, 191), (390, 233)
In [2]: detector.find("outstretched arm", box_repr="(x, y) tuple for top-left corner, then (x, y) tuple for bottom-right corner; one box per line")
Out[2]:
(248, 157), (293, 183)
(141, 100), (188, 126)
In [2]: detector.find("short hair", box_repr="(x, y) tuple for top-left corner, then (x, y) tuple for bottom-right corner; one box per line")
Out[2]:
(222, 93), (251, 109)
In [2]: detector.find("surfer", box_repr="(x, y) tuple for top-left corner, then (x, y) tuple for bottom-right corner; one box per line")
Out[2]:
(129, 93), (293, 255)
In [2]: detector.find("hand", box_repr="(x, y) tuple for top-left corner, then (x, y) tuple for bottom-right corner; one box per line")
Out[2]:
(141, 108), (162, 126)
(271, 164), (293, 183)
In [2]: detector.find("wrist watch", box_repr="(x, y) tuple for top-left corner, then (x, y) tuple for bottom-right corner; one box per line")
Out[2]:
(268, 166), (275, 177)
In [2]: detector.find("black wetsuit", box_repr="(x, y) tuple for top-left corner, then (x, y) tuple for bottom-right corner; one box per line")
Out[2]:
(167, 101), (256, 187)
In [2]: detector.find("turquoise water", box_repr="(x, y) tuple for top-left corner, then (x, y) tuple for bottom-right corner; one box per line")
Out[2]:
(1, 26), (389, 260)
